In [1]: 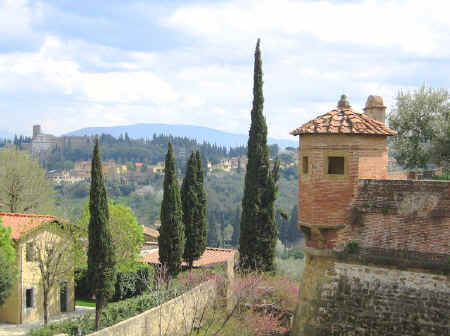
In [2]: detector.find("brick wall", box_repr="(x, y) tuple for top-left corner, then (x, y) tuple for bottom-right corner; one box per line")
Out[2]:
(338, 179), (450, 254)
(298, 135), (388, 249)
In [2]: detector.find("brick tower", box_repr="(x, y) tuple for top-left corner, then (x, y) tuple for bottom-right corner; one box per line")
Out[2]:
(290, 95), (396, 251)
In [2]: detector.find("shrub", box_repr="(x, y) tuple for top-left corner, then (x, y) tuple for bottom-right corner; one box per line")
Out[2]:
(75, 263), (154, 302)
(346, 241), (360, 254)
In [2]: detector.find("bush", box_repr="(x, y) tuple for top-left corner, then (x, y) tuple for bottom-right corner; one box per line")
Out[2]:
(28, 285), (182, 336)
(345, 241), (360, 254)
(75, 263), (155, 302)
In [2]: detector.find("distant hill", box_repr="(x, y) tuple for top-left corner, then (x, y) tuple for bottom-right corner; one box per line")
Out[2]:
(0, 130), (14, 139)
(66, 123), (297, 148)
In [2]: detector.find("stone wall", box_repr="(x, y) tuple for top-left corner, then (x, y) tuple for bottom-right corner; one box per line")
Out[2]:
(292, 254), (450, 336)
(338, 179), (449, 254)
(88, 281), (216, 336)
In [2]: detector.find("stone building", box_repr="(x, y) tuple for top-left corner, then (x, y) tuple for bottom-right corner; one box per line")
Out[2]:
(290, 95), (449, 335)
(31, 125), (90, 159)
(0, 212), (75, 324)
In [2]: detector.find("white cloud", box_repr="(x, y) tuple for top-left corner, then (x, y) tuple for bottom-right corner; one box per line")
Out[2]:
(167, 0), (450, 57)
(1, 1), (449, 140)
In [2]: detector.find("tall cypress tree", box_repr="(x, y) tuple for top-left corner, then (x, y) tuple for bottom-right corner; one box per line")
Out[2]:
(159, 142), (184, 277)
(240, 39), (278, 272)
(181, 151), (207, 268)
(194, 151), (207, 257)
(88, 138), (116, 330)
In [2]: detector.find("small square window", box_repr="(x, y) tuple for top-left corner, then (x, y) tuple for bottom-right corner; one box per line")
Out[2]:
(302, 156), (309, 174)
(328, 156), (345, 175)
(26, 288), (34, 308)
(26, 242), (36, 262)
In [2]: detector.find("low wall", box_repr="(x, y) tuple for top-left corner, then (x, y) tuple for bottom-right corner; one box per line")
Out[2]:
(292, 254), (450, 336)
(89, 281), (216, 336)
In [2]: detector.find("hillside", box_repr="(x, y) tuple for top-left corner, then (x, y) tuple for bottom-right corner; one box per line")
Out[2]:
(66, 123), (297, 148)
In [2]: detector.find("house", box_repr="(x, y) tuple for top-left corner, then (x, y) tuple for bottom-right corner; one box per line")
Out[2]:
(142, 225), (159, 243)
(0, 212), (75, 324)
(142, 247), (235, 269)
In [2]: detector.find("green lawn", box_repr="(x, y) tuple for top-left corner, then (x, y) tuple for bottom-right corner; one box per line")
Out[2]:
(76, 298), (96, 307)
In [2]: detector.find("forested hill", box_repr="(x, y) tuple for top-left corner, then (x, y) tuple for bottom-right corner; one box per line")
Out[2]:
(66, 123), (297, 148)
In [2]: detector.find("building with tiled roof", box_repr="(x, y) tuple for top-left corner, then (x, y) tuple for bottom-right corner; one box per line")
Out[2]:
(0, 212), (75, 324)
(142, 225), (159, 243)
(290, 95), (396, 137)
(0, 212), (57, 240)
(291, 95), (450, 335)
(142, 247), (235, 268)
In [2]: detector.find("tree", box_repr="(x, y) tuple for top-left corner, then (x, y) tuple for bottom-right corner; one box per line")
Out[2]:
(34, 221), (74, 325)
(159, 142), (184, 277)
(231, 207), (240, 247)
(182, 152), (207, 268)
(87, 139), (116, 330)
(389, 86), (450, 169)
(78, 200), (144, 272)
(0, 219), (16, 306)
(0, 149), (55, 213)
(240, 39), (279, 272)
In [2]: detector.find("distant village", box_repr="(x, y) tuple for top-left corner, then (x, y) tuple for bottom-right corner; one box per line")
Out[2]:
(19, 125), (291, 186)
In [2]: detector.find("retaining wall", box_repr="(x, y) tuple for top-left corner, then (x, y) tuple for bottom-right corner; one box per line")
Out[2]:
(89, 281), (216, 336)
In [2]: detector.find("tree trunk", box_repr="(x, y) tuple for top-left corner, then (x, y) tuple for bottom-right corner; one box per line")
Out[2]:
(95, 296), (102, 330)
(43, 288), (49, 325)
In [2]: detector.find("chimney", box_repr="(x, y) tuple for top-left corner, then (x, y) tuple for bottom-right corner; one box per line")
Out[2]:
(363, 95), (386, 124)
(33, 125), (41, 139)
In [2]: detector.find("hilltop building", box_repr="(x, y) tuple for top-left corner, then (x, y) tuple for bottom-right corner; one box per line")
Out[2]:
(31, 125), (90, 159)
(291, 95), (449, 335)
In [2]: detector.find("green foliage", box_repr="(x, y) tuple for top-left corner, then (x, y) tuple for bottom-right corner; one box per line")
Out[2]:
(87, 139), (116, 328)
(0, 149), (55, 213)
(345, 241), (360, 254)
(240, 39), (279, 272)
(231, 207), (240, 246)
(79, 200), (144, 272)
(0, 219), (17, 305)
(159, 142), (184, 277)
(389, 85), (450, 169)
(75, 263), (153, 301)
(182, 151), (207, 268)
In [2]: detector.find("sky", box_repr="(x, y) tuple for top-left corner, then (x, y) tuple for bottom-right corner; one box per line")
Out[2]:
(1, 0), (449, 139)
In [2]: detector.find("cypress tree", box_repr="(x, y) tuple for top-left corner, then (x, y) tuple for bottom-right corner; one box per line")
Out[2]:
(88, 138), (116, 330)
(159, 142), (184, 277)
(240, 39), (279, 272)
(181, 151), (207, 268)
(181, 152), (199, 268)
(194, 151), (207, 258)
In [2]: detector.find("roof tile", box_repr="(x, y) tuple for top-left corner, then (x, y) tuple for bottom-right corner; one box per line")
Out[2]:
(0, 212), (56, 240)
(291, 108), (396, 136)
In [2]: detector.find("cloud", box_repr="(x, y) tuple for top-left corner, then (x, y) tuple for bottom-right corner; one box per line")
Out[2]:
(0, 0), (449, 140)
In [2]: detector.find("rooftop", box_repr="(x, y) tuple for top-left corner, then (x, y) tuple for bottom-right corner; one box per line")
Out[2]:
(0, 212), (57, 240)
(142, 225), (159, 238)
(291, 95), (396, 136)
(142, 247), (235, 268)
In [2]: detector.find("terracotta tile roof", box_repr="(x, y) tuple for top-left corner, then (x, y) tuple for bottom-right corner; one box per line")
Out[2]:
(291, 96), (396, 137)
(142, 225), (159, 238)
(0, 212), (57, 240)
(142, 247), (235, 268)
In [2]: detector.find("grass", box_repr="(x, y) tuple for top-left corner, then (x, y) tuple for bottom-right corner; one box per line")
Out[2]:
(75, 298), (96, 307)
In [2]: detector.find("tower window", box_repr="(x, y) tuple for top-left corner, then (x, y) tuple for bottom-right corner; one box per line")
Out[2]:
(328, 156), (345, 175)
(302, 156), (309, 174)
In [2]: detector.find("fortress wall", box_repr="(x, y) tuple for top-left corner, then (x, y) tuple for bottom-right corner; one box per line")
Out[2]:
(292, 254), (450, 336)
(337, 179), (449, 254)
